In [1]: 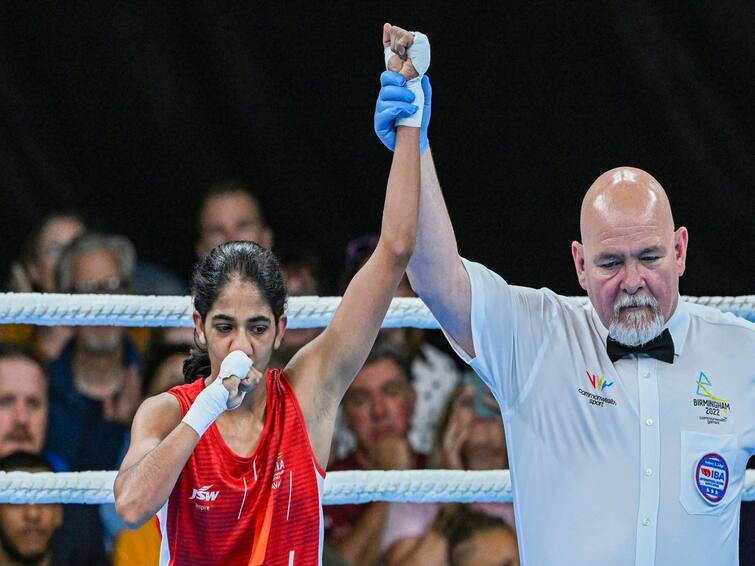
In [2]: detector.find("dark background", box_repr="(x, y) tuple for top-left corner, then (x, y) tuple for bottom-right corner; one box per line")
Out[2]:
(0, 2), (752, 294)
(1, 2), (754, 558)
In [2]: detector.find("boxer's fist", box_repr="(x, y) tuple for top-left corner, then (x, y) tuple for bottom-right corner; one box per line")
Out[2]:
(383, 23), (419, 80)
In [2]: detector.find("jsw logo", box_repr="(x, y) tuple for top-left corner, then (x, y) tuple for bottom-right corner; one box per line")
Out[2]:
(190, 485), (220, 501)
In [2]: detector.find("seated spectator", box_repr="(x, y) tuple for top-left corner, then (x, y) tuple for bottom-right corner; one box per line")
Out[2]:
(335, 235), (461, 458)
(437, 505), (519, 566)
(383, 372), (514, 566)
(0, 344), (107, 564)
(0, 452), (62, 566)
(46, 232), (143, 472)
(107, 342), (190, 565)
(130, 261), (186, 297)
(269, 246), (326, 367)
(140, 342), (190, 399)
(8, 212), (85, 294)
(147, 326), (195, 350)
(324, 337), (424, 566)
(2, 212), (85, 362)
(0, 343), (64, 469)
(195, 180), (273, 258)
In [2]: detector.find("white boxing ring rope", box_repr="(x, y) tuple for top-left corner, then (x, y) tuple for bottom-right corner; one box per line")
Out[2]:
(0, 469), (753, 504)
(0, 293), (753, 327)
(0, 291), (752, 506)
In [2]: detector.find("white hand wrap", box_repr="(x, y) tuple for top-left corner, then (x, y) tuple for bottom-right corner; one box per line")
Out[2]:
(219, 351), (254, 383)
(384, 31), (431, 128)
(181, 351), (253, 437)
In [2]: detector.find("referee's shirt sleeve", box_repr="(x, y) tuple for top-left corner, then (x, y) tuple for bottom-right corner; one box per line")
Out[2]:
(442, 258), (557, 414)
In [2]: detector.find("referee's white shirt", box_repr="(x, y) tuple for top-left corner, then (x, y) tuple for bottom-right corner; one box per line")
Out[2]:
(444, 259), (755, 566)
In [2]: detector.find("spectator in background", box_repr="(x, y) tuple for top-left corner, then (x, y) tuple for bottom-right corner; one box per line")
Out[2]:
(269, 247), (326, 368)
(46, 233), (142, 472)
(324, 337), (424, 566)
(8, 212), (85, 294)
(0, 343), (64, 470)
(2, 212), (85, 362)
(0, 452), (62, 566)
(0, 344), (107, 565)
(139, 342), (188, 400)
(437, 505), (519, 566)
(383, 372), (514, 565)
(195, 180), (273, 258)
(336, 235), (461, 458)
(147, 326), (195, 350)
(107, 342), (190, 566)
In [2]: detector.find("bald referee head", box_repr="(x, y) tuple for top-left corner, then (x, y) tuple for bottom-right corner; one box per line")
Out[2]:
(571, 166), (689, 346)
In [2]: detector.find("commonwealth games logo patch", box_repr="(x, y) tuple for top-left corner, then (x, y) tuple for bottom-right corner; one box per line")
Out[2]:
(577, 370), (617, 408)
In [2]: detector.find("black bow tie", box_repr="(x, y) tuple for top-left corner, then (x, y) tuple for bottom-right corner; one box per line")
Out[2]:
(607, 328), (675, 364)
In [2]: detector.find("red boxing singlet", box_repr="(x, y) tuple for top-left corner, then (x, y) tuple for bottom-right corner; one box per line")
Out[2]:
(157, 369), (325, 566)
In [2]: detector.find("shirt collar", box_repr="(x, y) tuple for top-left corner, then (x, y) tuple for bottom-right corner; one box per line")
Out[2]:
(589, 295), (689, 359)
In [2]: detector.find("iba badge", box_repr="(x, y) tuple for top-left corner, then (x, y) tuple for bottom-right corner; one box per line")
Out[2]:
(695, 453), (729, 505)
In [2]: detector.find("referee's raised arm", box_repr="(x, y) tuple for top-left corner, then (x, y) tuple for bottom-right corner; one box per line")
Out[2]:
(406, 148), (475, 358)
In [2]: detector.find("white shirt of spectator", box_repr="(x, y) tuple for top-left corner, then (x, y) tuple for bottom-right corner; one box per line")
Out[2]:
(443, 259), (755, 566)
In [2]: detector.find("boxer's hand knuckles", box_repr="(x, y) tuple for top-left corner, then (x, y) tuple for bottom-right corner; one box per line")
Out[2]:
(399, 60), (419, 81)
(390, 26), (413, 49)
(221, 375), (240, 393)
(386, 54), (403, 73)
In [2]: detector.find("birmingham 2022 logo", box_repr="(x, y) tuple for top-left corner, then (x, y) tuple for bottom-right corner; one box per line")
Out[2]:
(693, 371), (730, 424)
(578, 370), (617, 407)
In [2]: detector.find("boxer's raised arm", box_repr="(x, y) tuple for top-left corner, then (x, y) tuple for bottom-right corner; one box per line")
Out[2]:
(373, 25), (474, 357)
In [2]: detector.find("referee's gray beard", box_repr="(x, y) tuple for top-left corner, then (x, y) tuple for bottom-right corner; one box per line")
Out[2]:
(608, 294), (665, 347)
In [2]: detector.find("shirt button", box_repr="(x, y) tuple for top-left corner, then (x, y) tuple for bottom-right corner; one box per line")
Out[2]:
(642, 517), (651, 526)
(645, 418), (654, 426)
(643, 371), (650, 378)
(645, 468), (653, 476)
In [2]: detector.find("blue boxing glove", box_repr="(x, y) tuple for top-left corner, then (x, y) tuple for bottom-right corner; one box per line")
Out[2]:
(374, 70), (432, 154)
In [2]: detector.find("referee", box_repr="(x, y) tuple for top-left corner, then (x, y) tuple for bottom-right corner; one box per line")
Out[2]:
(375, 68), (754, 565)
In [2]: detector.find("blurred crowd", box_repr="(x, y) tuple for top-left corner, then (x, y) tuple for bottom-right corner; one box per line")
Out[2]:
(0, 181), (518, 566)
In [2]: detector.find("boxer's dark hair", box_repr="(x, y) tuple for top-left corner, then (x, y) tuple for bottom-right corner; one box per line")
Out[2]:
(183, 241), (287, 383)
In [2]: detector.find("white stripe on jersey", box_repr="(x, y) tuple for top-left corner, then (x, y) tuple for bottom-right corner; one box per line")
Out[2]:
(157, 499), (170, 565)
